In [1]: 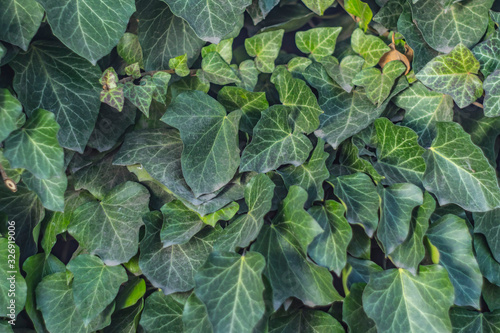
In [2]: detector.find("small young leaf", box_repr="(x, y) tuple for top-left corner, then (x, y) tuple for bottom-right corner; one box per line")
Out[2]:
(117, 33), (144, 68)
(351, 28), (390, 68)
(295, 27), (342, 60)
(169, 54), (190, 77)
(245, 30), (284, 73)
(345, 0), (373, 32)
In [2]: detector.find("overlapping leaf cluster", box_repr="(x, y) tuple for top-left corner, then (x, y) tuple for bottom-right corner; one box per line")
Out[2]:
(1, 0), (500, 332)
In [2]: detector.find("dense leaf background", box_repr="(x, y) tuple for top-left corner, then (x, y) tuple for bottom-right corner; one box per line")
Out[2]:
(1, 0), (500, 332)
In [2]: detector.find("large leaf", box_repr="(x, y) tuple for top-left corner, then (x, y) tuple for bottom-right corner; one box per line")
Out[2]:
(10, 41), (101, 152)
(422, 122), (500, 212)
(37, 0), (135, 64)
(416, 43), (483, 108)
(0, 88), (23, 143)
(474, 208), (500, 263)
(68, 181), (150, 265)
(411, 0), (494, 53)
(139, 291), (184, 333)
(427, 214), (483, 308)
(0, 238), (27, 317)
(295, 27), (342, 60)
(194, 251), (266, 333)
(251, 186), (342, 309)
(161, 90), (241, 197)
(136, 0), (205, 71)
(245, 30), (284, 73)
(162, 0), (251, 43)
(67, 254), (127, 325)
(362, 265), (454, 333)
(0, 0), (44, 50)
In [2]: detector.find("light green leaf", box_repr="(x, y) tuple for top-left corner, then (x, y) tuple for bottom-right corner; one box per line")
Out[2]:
(268, 307), (344, 333)
(201, 38), (233, 64)
(323, 55), (365, 93)
(288, 57), (313, 74)
(200, 52), (241, 85)
(411, 0), (494, 53)
(139, 291), (183, 333)
(214, 174), (275, 252)
(217, 86), (269, 134)
(169, 54), (190, 77)
(10, 41), (101, 152)
(363, 265), (454, 333)
(4, 109), (64, 179)
(427, 214), (483, 308)
(417, 43), (483, 108)
(352, 61), (406, 105)
(332, 173), (380, 237)
(345, 0), (373, 32)
(150, 71), (171, 104)
(343, 283), (376, 333)
(301, 0), (335, 15)
(195, 251), (266, 333)
(378, 183), (423, 254)
(240, 105), (313, 173)
(67, 254), (127, 325)
(483, 69), (500, 117)
(393, 82), (454, 147)
(472, 30), (500, 78)
(162, 0), (251, 43)
(201, 202), (239, 227)
(252, 186), (342, 309)
(139, 212), (220, 294)
(161, 90), (241, 197)
(422, 122), (500, 212)
(24, 171), (67, 212)
(351, 28), (390, 68)
(117, 33), (144, 68)
(100, 87), (125, 112)
(271, 65), (323, 134)
(68, 181), (150, 265)
(136, 0), (205, 71)
(373, 118), (426, 186)
(235, 59), (260, 91)
(308, 201), (352, 275)
(474, 234), (500, 286)
(182, 293), (213, 333)
(115, 277), (146, 310)
(389, 192), (435, 274)
(0, 0), (44, 50)
(474, 208), (500, 263)
(295, 27), (342, 59)
(125, 63), (141, 79)
(0, 89), (23, 143)
(245, 30), (284, 73)
(450, 307), (500, 333)
(37, 0), (135, 64)
(160, 200), (205, 247)
(0, 238), (27, 317)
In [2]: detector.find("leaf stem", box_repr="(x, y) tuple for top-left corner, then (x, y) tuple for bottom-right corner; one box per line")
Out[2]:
(0, 163), (17, 193)
(117, 69), (198, 84)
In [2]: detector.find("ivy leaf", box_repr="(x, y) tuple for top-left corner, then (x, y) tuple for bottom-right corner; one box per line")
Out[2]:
(351, 29), (390, 68)
(422, 122), (500, 212)
(295, 27), (342, 60)
(373, 118), (426, 186)
(139, 212), (220, 294)
(307, 201), (353, 275)
(345, 0), (373, 32)
(373, 0), (404, 30)
(235, 60), (260, 91)
(201, 201), (239, 227)
(161, 90), (241, 197)
(10, 41), (101, 152)
(123, 80), (155, 117)
(201, 38), (233, 64)
(483, 69), (500, 117)
(182, 293), (213, 333)
(100, 87), (125, 112)
(450, 308), (500, 333)
(245, 30), (284, 73)
(194, 251), (266, 333)
(410, 0), (494, 53)
(352, 60), (406, 105)
(139, 291), (183, 333)
(200, 52), (241, 85)
(0, 238), (27, 316)
(0, 89), (23, 142)
(117, 33), (144, 68)
(37, 0), (135, 64)
(343, 283), (376, 333)
(68, 181), (150, 265)
(332, 173), (380, 237)
(416, 44), (483, 108)
(240, 105), (313, 173)
(67, 254), (127, 326)
(136, 0), (205, 71)
(160, 200), (205, 247)
(427, 214), (483, 308)
(301, 0), (335, 15)
(323, 55), (365, 93)
(104, 299), (143, 333)
(474, 234), (500, 287)
(389, 192), (435, 274)
(363, 265), (454, 333)
(124, 63), (141, 79)
(0, 0), (44, 50)
(474, 208), (500, 263)
(4, 109), (64, 179)
(472, 30), (500, 78)
(378, 183), (423, 254)
(162, 0), (251, 43)
(271, 65), (323, 134)
(346, 257), (383, 288)
(214, 174), (275, 252)
(169, 54), (190, 77)
(24, 171), (68, 212)
(252, 186), (342, 309)
(393, 82), (454, 147)
(247, 0), (280, 24)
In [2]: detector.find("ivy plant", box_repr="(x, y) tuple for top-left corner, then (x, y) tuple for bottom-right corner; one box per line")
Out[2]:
(1, 0), (500, 332)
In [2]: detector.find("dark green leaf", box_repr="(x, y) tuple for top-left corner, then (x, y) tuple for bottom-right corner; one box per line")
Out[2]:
(139, 291), (183, 333)
(343, 283), (376, 333)
(0, 0), (44, 50)
(0, 88), (23, 143)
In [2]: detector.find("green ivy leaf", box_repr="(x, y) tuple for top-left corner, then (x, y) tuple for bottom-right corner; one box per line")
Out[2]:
(351, 28), (390, 68)
(295, 27), (342, 60)
(117, 33), (144, 68)
(24, 171), (67, 212)
(200, 202), (239, 227)
(0, 0), (44, 51)
(104, 299), (143, 333)
(169, 54), (190, 77)
(67, 254), (127, 325)
(416, 43), (483, 108)
(245, 30), (284, 73)
(346, 257), (383, 288)
(342, 283), (376, 333)
(0, 89), (23, 142)
(160, 200), (205, 247)
(247, 0), (280, 24)
(474, 208), (500, 263)
(4, 109), (64, 179)
(252, 186), (342, 309)
(161, 90), (241, 197)
(100, 87), (125, 112)
(268, 307), (344, 332)
(450, 307), (500, 333)
(182, 293), (213, 333)
(200, 52), (241, 85)
(473, 30), (500, 78)
(201, 38), (233, 64)
(345, 0), (373, 32)
(124, 63), (141, 79)
(163, 0), (251, 43)
(427, 214), (483, 308)
(422, 122), (500, 212)
(235, 59), (260, 91)
(323, 55), (365, 93)
(68, 181), (150, 265)
(194, 251), (266, 333)
(0, 238), (27, 317)
(373, 0), (404, 30)
(474, 234), (500, 287)
(123, 80), (155, 117)
(363, 265), (454, 333)
(483, 69), (500, 117)
(139, 291), (183, 333)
